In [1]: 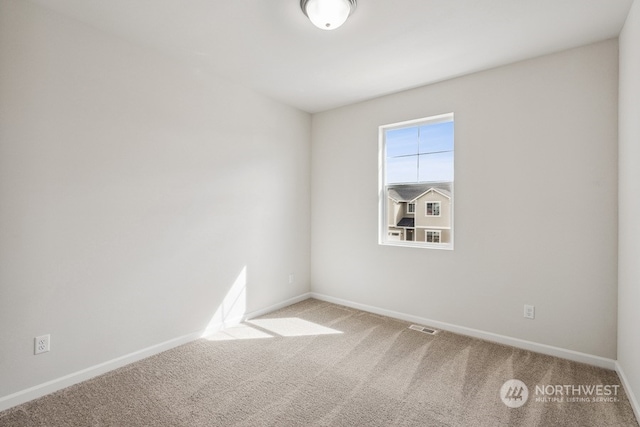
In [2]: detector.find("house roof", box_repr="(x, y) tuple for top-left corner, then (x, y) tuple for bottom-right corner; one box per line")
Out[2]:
(397, 218), (415, 228)
(388, 182), (452, 203)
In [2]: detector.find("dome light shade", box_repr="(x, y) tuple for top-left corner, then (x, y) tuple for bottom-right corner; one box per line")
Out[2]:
(300, 0), (357, 31)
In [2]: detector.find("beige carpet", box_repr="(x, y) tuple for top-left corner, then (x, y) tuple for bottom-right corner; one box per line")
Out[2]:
(0, 299), (638, 426)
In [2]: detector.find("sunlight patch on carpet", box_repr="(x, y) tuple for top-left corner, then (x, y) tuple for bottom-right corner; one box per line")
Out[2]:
(247, 318), (343, 337)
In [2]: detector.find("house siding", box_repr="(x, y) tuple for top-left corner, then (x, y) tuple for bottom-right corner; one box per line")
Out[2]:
(416, 191), (450, 226)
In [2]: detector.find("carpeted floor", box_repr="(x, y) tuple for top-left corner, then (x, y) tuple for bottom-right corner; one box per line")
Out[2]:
(0, 298), (638, 426)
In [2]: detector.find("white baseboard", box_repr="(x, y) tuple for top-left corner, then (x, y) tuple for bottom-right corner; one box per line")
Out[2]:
(310, 292), (617, 370)
(0, 331), (202, 413)
(0, 292), (312, 413)
(245, 292), (312, 320)
(616, 361), (640, 423)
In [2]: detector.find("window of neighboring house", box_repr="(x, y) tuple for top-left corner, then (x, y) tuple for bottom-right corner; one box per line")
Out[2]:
(426, 230), (441, 243)
(378, 113), (454, 249)
(425, 202), (440, 216)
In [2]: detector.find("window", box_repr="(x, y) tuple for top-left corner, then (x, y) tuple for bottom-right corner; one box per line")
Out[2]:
(379, 113), (454, 249)
(426, 230), (441, 243)
(425, 202), (440, 216)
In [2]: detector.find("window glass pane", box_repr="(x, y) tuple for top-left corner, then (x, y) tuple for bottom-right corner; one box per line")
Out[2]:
(426, 231), (441, 243)
(379, 113), (454, 250)
(419, 121), (454, 154)
(386, 127), (419, 158)
(386, 155), (418, 184)
(418, 151), (454, 182)
(426, 203), (438, 216)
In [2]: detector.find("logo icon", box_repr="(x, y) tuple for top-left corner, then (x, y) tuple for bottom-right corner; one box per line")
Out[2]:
(500, 379), (529, 408)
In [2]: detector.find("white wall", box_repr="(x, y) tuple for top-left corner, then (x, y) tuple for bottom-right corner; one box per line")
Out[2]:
(618, 0), (640, 414)
(311, 40), (619, 359)
(0, 0), (311, 401)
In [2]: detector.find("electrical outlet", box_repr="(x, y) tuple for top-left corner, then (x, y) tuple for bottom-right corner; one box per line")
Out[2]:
(35, 334), (50, 355)
(524, 305), (535, 320)
(288, 274), (294, 284)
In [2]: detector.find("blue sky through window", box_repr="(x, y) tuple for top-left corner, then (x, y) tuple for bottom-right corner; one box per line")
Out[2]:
(386, 121), (453, 184)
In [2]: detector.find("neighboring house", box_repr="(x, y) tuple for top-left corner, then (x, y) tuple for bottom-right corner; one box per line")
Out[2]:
(387, 183), (452, 243)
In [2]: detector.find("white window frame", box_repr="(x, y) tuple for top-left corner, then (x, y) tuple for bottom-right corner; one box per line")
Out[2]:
(407, 203), (416, 214)
(378, 113), (454, 250)
(425, 201), (441, 217)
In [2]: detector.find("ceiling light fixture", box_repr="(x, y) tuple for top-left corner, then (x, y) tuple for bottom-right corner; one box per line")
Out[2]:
(300, 0), (357, 31)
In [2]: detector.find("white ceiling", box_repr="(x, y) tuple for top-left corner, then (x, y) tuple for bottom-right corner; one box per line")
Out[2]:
(30, 0), (634, 113)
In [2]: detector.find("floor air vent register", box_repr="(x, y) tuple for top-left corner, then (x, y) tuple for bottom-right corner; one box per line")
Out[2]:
(409, 324), (439, 335)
